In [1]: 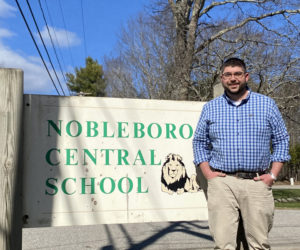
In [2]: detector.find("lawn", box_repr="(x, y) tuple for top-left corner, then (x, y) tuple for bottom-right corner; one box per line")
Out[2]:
(275, 202), (300, 209)
(272, 189), (300, 209)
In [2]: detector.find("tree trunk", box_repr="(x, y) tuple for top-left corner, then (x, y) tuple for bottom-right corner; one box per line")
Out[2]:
(168, 0), (203, 100)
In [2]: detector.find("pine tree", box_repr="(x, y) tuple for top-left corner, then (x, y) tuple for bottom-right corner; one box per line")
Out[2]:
(66, 57), (106, 96)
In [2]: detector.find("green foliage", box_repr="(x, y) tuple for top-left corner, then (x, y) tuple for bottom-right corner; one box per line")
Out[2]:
(285, 144), (300, 180)
(66, 57), (106, 96)
(290, 144), (300, 169)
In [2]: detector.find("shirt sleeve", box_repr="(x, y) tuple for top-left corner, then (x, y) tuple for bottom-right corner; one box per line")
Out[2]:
(269, 100), (291, 163)
(192, 104), (211, 166)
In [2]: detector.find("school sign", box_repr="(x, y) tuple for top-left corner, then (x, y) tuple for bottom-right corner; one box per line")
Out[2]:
(22, 95), (207, 227)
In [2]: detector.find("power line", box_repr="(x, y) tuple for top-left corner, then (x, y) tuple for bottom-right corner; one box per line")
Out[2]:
(14, 0), (61, 95)
(38, 0), (71, 95)
(58, 0), (76, 71)
(43, 0), (68, 78)
(25, 0), (66, 96)
(80, 0), (88, 59)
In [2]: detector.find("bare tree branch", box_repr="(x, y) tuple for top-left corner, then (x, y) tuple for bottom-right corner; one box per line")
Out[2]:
(196, 9), (300, 54)
(200, 0), (269, 18)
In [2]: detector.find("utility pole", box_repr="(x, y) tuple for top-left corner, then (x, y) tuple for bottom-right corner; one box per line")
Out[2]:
(0, 68), (23, 250)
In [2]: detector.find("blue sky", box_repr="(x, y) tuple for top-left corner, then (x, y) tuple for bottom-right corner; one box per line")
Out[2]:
(0, 0), (148, 95)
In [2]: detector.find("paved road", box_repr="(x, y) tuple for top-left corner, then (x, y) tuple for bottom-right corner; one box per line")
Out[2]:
(22, 209), (300, 250)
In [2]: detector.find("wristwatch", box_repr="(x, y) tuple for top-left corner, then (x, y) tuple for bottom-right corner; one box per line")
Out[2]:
(269, 172), (277, 181)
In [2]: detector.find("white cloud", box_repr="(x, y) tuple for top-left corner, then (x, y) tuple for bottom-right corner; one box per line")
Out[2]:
(0, 28), (15, 38)
(0, 0), (16, 17)
(0, 3), (74, 95)
(0, 41), (68, 95)
(0, 0), (57, 94)
(38, 26), (81, 48)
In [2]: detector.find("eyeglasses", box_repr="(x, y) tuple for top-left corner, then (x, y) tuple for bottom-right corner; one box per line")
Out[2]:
(222, 72), (245, 79)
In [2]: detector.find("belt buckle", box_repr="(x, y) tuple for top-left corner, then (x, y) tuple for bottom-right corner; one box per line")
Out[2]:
(235, 172), (245, 179)
(235, 172), (252, 179)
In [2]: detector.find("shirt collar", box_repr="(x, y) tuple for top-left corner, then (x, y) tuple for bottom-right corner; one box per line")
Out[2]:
(222, 87), (251, 106)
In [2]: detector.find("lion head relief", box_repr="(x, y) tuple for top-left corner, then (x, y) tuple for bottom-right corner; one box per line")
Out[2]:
(161, 153), (200, 195)
(162, 154), (186, 184)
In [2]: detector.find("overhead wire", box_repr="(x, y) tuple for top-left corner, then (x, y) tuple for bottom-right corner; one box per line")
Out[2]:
(38, 0), (71, 95)
(58, 0), (76, 71)
(25, 0), (66, 96)
(14, 0), (61, 95)
(43, 0), (68, 82)
(80, 0), (88, 59)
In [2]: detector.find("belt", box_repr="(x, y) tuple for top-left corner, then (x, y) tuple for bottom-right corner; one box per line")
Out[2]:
(211, 168), (267, 179)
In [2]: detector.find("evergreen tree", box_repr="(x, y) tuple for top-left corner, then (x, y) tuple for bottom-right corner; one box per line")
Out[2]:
(66, 57), (106, 96)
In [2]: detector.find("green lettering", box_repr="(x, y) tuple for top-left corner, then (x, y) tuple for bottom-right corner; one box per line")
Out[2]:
(166, 123), (177, 139)
(62, 178), (76, 195)
(83, 149), (97, 165)
(66, 149), (78, 165)
(118, 122), (129, 138)
(47, 120), (62, 136)
(87, 121), (98, 137)
(103, 121), (115, 137)
(45, 178), (58, 195)
(179, 124), (193, 139)
(100, 177), (115, 194)
(134, 122), (145, 138)
(148, 123), (162, 139)
(118, 177), (133, 194)
(81, 178), (95, 194)
(45, 148), (60, 166)
(133, 150), (146, 165)
(150, 149), (161, 165)
(66, 120), (82, 137)
(118, 149), (129, 165)
(100, 149), (115, 165)
(137, 177), (149, 193)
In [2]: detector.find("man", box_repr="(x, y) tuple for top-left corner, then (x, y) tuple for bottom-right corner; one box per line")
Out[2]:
(193, 58), (290, 250)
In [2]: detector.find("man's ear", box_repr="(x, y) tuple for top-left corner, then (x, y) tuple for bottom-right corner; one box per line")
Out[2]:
(245, 72), (249, 81)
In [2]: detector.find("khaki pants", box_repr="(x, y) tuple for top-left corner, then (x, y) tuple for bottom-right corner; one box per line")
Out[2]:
(207, 175), (274, 250)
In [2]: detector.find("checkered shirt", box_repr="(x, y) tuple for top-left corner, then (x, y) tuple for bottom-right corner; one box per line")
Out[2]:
(193, 90), (290, 172)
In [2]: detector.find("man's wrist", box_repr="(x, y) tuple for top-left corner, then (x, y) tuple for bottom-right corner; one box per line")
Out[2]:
(199, 162), (213, 179)
(269, 172), (277, 181)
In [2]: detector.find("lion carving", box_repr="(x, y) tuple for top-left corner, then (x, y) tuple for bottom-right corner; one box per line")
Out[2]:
(161, 153), (200, 195)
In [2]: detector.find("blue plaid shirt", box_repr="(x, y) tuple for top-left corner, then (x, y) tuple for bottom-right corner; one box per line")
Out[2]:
(193, 90), (290, 172)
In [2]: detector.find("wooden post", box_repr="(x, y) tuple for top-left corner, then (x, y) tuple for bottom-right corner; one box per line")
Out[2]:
(0, 69), (23, 250)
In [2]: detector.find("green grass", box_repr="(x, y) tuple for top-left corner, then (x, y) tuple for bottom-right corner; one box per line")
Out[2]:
(275, 202), (300, 209)
(272, 189), (300, 209)
(272, 189), (300, 199)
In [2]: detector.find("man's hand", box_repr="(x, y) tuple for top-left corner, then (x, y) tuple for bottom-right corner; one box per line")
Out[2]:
(199, 162), (226, 180)
(253, 174), (274, 187)
(206, 171), (226, 180)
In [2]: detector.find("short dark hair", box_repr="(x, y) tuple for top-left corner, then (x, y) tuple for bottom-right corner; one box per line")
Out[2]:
(221, 58), (246, 73)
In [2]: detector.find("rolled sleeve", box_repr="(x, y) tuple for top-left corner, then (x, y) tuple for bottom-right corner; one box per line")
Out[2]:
(269, 101), (291, 162)
(193, 105), (211, 166)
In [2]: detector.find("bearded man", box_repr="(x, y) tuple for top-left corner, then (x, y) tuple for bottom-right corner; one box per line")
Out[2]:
(193, 58), (290, 250)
